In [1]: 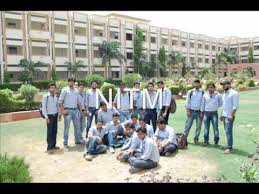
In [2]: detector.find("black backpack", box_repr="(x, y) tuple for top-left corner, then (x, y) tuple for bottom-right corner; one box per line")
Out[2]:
(176, 133), (188, 149)
(169, 96), (177, 114)
(39, 96), (48, 119)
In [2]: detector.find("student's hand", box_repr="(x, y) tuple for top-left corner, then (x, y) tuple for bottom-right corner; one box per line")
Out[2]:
(46, 118), (50, 124)
(230, 113), (235, 121)
(128, 148), (134, 155)
(200, 112), (204, 119)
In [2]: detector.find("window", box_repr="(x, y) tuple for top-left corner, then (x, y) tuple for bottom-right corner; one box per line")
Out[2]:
(93, 29), (103, 37)
(242, 59), (248, 63)
(198, 43), (202, 49)
(181, 41), (186, 47)
(241, 46), (249, 51)
(198, 58), (202, 63)
(162, 38), (168, 45)
(143, 35), (146, 42)
(172, 40), (177, 46)
(205, 45), (209, 50)
(32, 47), (47, 56)
(55, 48), (67, 57)
(55, 24), (67, 34)
(74, 27), (86, 36)
(6, 18), (21, 29)
(150, 54), (156, 60)
(7, 46), (18, 55)
(190, 42), (195, 48)
(205, 58), (209, 63)
(212, 46), (216, 51)
(75, 49), (87, 58)
(230, 48), (238, 52)
(31, 21), (47, 31)
(190, 57), (195, 63)
(126, 52), (133, 60)
(151, 37), (156, 43)
(254, 45), (259, 50)
(110, 31), (119, 40)
(93, 50), (101, 58)
(126, 33), (132, 41)
(212, 59), (216, 64)
(112, 71), (120, 78)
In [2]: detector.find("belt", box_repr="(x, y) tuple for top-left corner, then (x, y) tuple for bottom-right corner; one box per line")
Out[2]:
(47, 113), (58, 116)
(146, 108), (156, 111)
(190, 109), (200, 112)
(64, 108), (77, 110)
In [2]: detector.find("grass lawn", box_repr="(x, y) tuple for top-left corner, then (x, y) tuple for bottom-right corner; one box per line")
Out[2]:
(1, 90), (259, 182)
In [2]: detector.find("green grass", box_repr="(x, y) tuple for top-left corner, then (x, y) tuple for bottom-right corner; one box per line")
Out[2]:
(0, 90), (259, 182)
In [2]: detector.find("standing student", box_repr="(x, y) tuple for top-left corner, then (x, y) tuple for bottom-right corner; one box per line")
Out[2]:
(42, 83), (60, 153)
(133, 81), (143, 117)
(183, 79), (204, 144)
(113, 83), (131, 122)
(200, 82), (223, 145)
(221, 79), (239, 154)
(59, 77), (81, 148)
(157, 80), (172, 124)
(77, 83), (87, 143)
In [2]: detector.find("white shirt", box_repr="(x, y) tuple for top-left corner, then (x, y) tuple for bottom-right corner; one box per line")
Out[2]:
(222, 88), (239, 118)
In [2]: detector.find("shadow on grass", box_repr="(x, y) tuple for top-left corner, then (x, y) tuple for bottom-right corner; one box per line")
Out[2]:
(66, 144), (85, 152)
(188, 142), (252, 157)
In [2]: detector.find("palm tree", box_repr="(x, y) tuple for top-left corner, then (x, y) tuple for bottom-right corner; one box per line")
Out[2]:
(217, 48), (239, 76)
(65, 60), (85, 78)
(167, 50), (184, 77)
(99, 41), (126, 79)
(18, 59), (44, 82)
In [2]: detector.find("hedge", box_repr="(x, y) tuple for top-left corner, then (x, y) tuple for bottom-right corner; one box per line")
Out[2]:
(0, 83), (23, 91)
(169, 85), (180, 95)
(100, 82), (117, 101)
(105, 79), (121, 86)
(0, 90), (25, 113)
(0, 80), (52, 91)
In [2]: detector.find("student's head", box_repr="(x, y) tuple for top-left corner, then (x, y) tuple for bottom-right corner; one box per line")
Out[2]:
(157, 118), (167, 130)
(193, 79), (201, 89)
(78, 83), (84, 92)
(221, 79), (231, 91)
(131, 114), (138, 125)
(124, 123), (135, 136)
(48, 83), (56, 94)
(136, 127), (147, 140)
(207, 82), (216, 93)
(134, 81), (140, 89)
(91, 81), (98, 89)
(138, 116), (146, 128)
(68, 77), (76, 87)
(157, 80), (164, 89)
(100, 101), (107, 111)
(96, 120), (103, 129)
(120, 83), (126, 91)
(112, 113), (120, 123)
(74, 82), (79, 88)
(148, 82), (154, 91)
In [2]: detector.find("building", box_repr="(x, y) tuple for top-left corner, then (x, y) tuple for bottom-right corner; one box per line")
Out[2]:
(1, 11), (259, 83)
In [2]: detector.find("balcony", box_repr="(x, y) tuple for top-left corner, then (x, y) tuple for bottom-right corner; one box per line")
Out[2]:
(54, 34), (69, 42)
(31, 56), (52, 64)
(110, 59), (120, 66)
(205, 50), (210, 55)
(53, 11), (68, 20)
(74, 12), (88, 23)
(5, 29), (23, 39)
(239, 51), (249, 55)
(7, 55), (24, 65)
(190, 48), (196, 53)
(125, 22), (134, 29)
(4, 12), (23, 20)
(75, 58), (88, 65)
(55, 57), (69, 65)
(150, 43), (157, 50)
(198, 49), (203, 54)
(93, 58), (103, 65)
(93, 36), (106, 44)
(126, 40), (133, 48)
(75, 36), (87, 44)
(30, 30), (50, 39)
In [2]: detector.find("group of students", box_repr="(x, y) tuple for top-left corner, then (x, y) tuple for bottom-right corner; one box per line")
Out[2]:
(41, 76), (239, 173)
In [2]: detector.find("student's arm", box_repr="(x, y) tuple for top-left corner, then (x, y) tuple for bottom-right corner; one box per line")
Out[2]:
(164, 89), (172, 114)
(113, 94), (118, 109)
(231, 92), (240, 119)
(84, 91), (89, 110)
(58, 89), (66, 113)
(185, 90), (191, 116)
(218, 94), (223, 108)
(42, 96), (48, 120)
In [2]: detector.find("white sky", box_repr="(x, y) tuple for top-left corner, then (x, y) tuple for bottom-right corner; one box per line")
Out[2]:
(78, 11), (259, 38)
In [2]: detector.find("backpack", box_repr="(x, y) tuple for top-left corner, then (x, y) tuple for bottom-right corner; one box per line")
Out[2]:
(169, 96), (177, 114)
(39, 96), (49, 119)
(189, 89), (204, 99)
(176, 133), (188, 149)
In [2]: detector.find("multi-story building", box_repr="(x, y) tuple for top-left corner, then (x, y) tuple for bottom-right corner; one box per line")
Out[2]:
(1, 11), (259, 83)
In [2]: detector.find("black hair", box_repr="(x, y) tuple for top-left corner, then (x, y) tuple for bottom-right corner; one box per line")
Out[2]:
(157, 118), (167, 125)
(120, 82), (126, 86)
(138, 116), (145, 122)
(157, 80), (164, 85)
(134, 81), (140, 86)
(125, 123), (135, 130)
(48, 82), (56, 89)
(78, 83), (84, 87)
(90, 80), (98, 85)
(112, 113), (120, 118)
(131, 114), (138, 119)
(68, 77), (76, 82)
(100, 101), (106, 107)
(193, 79), (200, 83)
(136, 127), (147, 134)
(207, 82), (216, 89)
(96, 120), (103, 123)
(148, 82), (154, 86)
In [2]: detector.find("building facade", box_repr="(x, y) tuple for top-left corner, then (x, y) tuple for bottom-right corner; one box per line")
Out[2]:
(1, 11), (259, 83)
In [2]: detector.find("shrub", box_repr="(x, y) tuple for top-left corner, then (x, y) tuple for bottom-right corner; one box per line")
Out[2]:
(122, 73), (142, 88)
(169, 85), (180, 95)
(0, 90), (24, 113)
(184, 84), (193, 94)
(240, 163), (258, 183)
(0, 83), (22, 91)
(141, 82), (148, 90)
(13, 93), (25, 101)
(0, 154), (32, 183)
(1, 88), (14, 98)
(56, 80), (68, 90)
(18, 84), (39, 110)
(237, 84), (247, 91)
(31, 80), (51, 90)
(215, 83), (224, 93)
(105, 79), (121, 86)
(246, 79), (256, 87)
(85, 74), (105, 88)
(100, 82), (117, 101)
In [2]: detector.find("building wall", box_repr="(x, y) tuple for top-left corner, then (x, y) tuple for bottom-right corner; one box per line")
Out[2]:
(227, 63), (259, 82)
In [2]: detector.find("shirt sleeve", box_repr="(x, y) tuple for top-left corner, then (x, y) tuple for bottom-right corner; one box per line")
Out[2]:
(85, 91), (89, 108)
(233, 92), (240, 110)
(148, 126), (154, 137)
(88, 127), (94, 138)
(200, 95), (205, 112)
(168, 128), (176, 144)
(165, 89), (172, 107)
(42, 96), (48, 119)
(130, 136), (140, 149)
(140, 141), (153, 160)
(113, 94), (118, 104)
(154, 128), (159, 137)
(58, 88), (66, 104)
(185, 90), (191, 109)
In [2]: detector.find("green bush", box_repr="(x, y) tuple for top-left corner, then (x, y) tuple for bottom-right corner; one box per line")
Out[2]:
(31, 80), (51, 90)
(169, 85), (180, 95)
(0, 83), (22, 91)
(184, 84), (193, 94)
(18, 84), (39, 110)
(0, 90), (24, 113)
(246, 79), (256, 87)
(13, 93), (25, 101)
(237, 84), (247, 91)
(122, 73), (142, 88)
(0, 154), (32, 183)
(85, 74), (105, 88)
(236, 79), (244, 86)
(1, 88), (14, 98)
(240, 163), (258, 183)
(105, 79), (122, 86)
(100, 82), (117, 101)
(141, 82), (148, 90)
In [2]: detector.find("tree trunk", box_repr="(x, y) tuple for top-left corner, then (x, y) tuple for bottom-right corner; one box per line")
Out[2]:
(169, 64), (172, 78)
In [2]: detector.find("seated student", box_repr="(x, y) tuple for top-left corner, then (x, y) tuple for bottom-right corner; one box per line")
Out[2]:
(154, 118), (178, 157)
(84, 120), (107, 161)
(138, 117), (154, 138)
(97, 101), (118, 126)
(104, 113), (124, 153)
(120, 123), (136, 150)
(128, 127), (160, 174)
(121, 114), (140, 130)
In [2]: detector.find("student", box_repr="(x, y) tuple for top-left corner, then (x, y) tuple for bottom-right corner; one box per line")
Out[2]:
(154, 118), (178, 157)
(143, 82), (158, 131)
(133, 81), (143, 117)
(121, 114), (140, 131)
(104, 113), (124, 153)
(42, 83), (60, 153)
(84, 120), (107, 161)
(221, 79), (239, 154)
(120, 123), (136, 151)
(183, 79), (204, 144)
(200, 82), (223, 145)
(113, 83), (131, 123)
(97, 101), (117, 126)
(59, 77), (81, 148)
(77, 83), (87, 143)
(157, 80), (172, 124)
(85, 81), (102, 134)
(138, 117), (154, 138)
(128, 127), (160, 174)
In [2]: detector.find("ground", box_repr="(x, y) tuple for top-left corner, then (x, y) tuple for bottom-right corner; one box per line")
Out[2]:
(1, 90), (259, 182)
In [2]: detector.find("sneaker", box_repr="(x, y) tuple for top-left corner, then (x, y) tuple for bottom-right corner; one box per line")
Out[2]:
(224, 149), (233, 154)
(204, 142), (209, 146)
(84, 154), (93, 161)
(194, 139), (199, 144)
(164, 152), (171, 157)
(129, 167), (142, 174)
(109, 147), (115, 153)
(64, 144), (69, 148)
(53, 146), (60, 150)
(47, 149), (54, 154)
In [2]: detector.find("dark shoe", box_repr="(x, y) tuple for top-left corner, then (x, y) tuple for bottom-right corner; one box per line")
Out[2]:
(53, 146), (60, 150)
(64, 144), (69, 148)
(129, 167), (142, 174)
(204, 141), (209, 146)
(164, 152), (171, 157)
(47, 149), (54, 154)
(194, 139), (199, 144)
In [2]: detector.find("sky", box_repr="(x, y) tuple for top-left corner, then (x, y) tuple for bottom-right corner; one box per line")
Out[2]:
(78, 11), (259, 38)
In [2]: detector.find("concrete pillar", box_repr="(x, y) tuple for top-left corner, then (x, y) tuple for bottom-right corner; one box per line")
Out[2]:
(0, 11), (4, 83)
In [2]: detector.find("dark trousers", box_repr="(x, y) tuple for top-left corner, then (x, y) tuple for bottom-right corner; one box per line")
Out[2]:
(159, 106), (170, 124)
(144, 109), (157, 132)
(47, 113), (58, 150)
(160, 143), (177, 156)
(86, 107), (98, 134)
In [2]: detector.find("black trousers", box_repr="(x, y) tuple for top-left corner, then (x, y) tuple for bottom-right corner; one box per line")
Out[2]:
(159, 106), (170, 124)
(144, 109), (157, 132)
(47, 113), (58, 150)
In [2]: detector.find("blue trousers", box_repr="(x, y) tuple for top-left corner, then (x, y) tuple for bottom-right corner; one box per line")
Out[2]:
(183, 110), (202, 141)
(204, 111), (219, 144)
(86, 137), (107, 155)
(223, 117), (234, 150)
(144, 109), (157, 132)
(47, 113), (58, 150)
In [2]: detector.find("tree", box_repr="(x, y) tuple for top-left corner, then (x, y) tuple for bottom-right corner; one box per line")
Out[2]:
(65, 60), (85, 78)
(133, 27), (145, 75)
(158, 46), (167, 78)
(181, 60), (187, 77)
(217, 48), (239, 76)
(248, 47), (254, 63)
(51, 65), (57, 81)
(167, 50), (184, 77)
(99, 41), (126, 79)
(3, 70), (11, 83)
(18, 59), (43, 83)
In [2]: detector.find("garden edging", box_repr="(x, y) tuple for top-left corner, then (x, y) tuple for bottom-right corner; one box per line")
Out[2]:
(0, 110), (41, 123)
